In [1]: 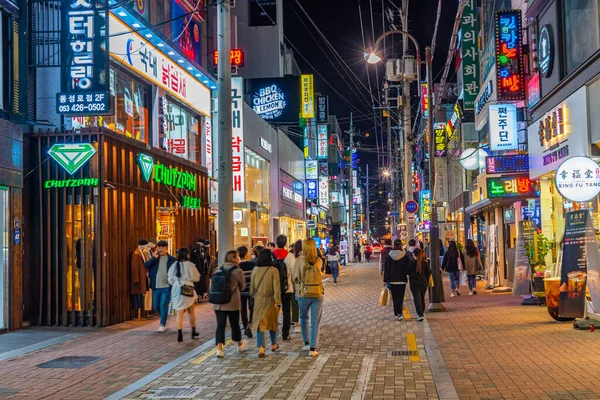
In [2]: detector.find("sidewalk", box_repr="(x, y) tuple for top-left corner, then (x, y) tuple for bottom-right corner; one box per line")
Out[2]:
(427, 277), (600, 400)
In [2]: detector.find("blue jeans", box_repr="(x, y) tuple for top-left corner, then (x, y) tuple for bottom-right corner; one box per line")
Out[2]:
(256, 329), (277, 347)
(448, 271), (461, 292)
(468, 275), (477, 291)
(153, 287), (171, 326)
(298, 297), (323, 349)
(330, 261), (339, 283)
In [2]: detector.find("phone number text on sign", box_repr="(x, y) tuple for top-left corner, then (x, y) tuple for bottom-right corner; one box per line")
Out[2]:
(56, 92), (110, 115)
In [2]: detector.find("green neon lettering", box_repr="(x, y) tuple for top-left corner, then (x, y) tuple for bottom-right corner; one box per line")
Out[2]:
(91, 178), (98, 186)
(154, 164), (163, 184)
(45, 181), (53, 188)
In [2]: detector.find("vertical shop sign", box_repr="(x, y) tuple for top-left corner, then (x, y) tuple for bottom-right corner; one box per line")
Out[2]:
(232, 77), (245, 203)
(301, 74), (315, 119)
(306, 179), (318, 199)
(489, 104), (518, 150)
(57, 0), (110, 115)
(319, 177), (329, 209)
(203, 119), (212, 176)
(318, 161), (328, 177)
(513, 220), (535, 296)
(306, 160), (318, 179)
(434, 122), (446, 157)
(317, 125), (327, 159)
(495, 10), (525, 101)
(419, 190), (431, 223)
(558, 210), (596, 319)
(461, 0), (479, 109)
(421, 84), (429, 117)
(317, 96), (328, 123)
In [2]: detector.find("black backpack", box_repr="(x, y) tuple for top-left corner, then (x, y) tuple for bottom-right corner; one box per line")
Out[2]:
(208, 265), (238, 304)
(273, 257), (289, 294)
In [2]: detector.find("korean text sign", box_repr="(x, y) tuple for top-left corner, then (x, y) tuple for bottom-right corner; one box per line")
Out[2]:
(301, 74), (315, 119)
(489, 104), (518, 150)
(495, 10), (525, 101)
(487, 175), (536, 198)
(232, 78), (245, 203)
(461, 0), (479, 109)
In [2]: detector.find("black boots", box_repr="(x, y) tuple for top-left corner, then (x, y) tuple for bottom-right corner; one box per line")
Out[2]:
(192, 327), (199, 339)
(177, 329), (183, 342)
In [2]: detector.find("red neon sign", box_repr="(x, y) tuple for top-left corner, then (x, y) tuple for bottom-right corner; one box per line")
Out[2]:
(495, 10), (525, 101)
(213, 49), (245, 67)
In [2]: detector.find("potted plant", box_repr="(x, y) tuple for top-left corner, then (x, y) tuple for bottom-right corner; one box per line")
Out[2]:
(525, 233), (553, 293)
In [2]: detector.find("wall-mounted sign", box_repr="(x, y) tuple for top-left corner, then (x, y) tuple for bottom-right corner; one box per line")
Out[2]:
(232, 77), (245, 202)
(301, 74), (315, 119)
(213, 49), (245, 67)
(47, 143), (97, 175)
(485, 155), (529, 174)
(282, 185), (303, 205)
(45, 178), (99, 188)
(555, 157), (600, 202)
(487, 175), (536, 198)
(136, 153), (197, 191)
(475, 80), (494, 115)
(445, 103), (462, 143)
(331, 192), (340, 203)
(420, 190), (431, 223)
(421, 83), (429, 117)
(461, 0), (479, 109)
(249, 0), (277, 26)
(495, 10), (525, 101)
(489, 104), (518, 150)
(233, 209), (243, 223)
(317, 125), (327, 159)
(248, 76), (300, 122)
(317, 96), (328, 123)
(527, 86), (588, 179)
(57, 0), (110, 116)
(319, 177), (329, 209)
(109, 15), (211, 117)
(318, 161), (328, 176)
(204, 119), (212, 175)
(434, 122), (446, 157)
(171, 0), (202, 65)
(307, 179), (318, 199)
(538, 25), (553, 78)
(306, 220), (317, 230)
(526, 73), (541, 109)
(260, 137), (272, 153)
(137, 153), (154, 182)
(181, 195), (201, 209)
(306, 160), (318, 179)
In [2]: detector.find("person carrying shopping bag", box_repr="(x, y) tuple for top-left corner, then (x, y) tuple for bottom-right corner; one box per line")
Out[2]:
(406, 248), (432, 321)
(292, 238), (324, 357)
(441, 241), (466, 297)
(383, 239), (409, 321)
(167, 248), (201, 342)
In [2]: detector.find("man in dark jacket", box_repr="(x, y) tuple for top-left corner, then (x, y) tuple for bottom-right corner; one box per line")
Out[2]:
(379, 239), (393, 276)
(237, 245), (255, 338)
(383, 239), (410, 321)
(145, 240), (177, 332)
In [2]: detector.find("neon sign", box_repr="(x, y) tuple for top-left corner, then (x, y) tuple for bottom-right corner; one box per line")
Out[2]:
(137, 153), (197, 191)
(485, 155), (529, 174)
(252, 84), (287, 120)
(434, 123), (446, 157)
(495, 10), (525, 101)
(212, 49), (245, 67)
(487, 175), (536, 198)
(181, 195), (201, 209)
(47, 143), (97, 175)
(421, 84), (429, 117)
(45, 178), (99, 188)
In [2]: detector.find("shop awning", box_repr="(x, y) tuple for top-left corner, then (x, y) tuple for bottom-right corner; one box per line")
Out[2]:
(464, 197), (523, 215)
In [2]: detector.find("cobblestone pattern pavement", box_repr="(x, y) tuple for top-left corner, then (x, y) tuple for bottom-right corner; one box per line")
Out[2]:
(123, 263), (440, 400)
(427, 278), (600, 400)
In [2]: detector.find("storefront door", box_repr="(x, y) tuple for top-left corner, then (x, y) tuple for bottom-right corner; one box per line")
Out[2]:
(0, 187), (7, 330)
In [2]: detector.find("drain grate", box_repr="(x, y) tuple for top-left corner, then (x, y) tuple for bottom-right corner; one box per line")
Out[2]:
(37, 356), (102, 369)
(145, 386), (205, 399)
(389, 350), (419, 357)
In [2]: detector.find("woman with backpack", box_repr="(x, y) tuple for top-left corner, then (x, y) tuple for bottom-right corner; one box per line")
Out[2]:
(211, 250), (248, 358)
(327, 245), (340, 285)
(167, 248), (201, 342)
(464, 239), (482, 296)
(442, 240), (466, 297)
(250, 249), (282, 358)
(406, 248), (432, 321)
(292, 238), (324, 357)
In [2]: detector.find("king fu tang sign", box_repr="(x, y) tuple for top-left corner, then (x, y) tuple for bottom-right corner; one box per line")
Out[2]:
(57, 0), (111, 115)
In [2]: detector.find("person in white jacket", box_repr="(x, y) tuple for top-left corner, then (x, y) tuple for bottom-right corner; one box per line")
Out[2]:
(327, 245), (341, 284)
(168, 247), (201, 342)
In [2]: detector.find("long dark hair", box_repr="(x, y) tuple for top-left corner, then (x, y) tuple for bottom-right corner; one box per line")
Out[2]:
(256, 249), (274, 266)
(413, 248), (425, 273)
(293, 239), (302, 258)
(447, 241), (459, 258)
(328, 246), (338, 256)
(466, 239), (479, 257)
(176, 247), (190, 278)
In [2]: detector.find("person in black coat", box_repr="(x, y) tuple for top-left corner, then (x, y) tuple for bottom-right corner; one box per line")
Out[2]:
(406, 248), (432, 321)
(442, 240), (466, 297)
(383, 239), (410, 321)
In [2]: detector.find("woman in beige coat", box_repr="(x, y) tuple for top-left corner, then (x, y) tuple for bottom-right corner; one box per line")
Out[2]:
(464, 239), (482, 296)
(250, 248), (281, 357)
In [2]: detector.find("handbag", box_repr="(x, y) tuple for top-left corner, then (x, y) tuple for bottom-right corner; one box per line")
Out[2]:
(178, 262), (196, 297)
(378, 287), (389, 306)
(459, 270), (468, 286)
(457, 255), (464, 271)
(428, 275), (435, 288)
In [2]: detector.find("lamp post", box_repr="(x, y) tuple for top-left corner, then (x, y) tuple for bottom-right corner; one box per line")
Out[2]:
(366, 32), (445, 311)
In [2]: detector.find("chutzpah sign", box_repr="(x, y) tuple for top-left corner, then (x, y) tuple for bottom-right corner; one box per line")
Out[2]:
(45, 178), (99, 188)
(136, 153), (197, 191)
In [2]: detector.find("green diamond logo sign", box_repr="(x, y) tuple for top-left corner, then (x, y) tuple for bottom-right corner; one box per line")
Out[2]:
(137, 153), (154, 182)
(47, 143), (97, 175)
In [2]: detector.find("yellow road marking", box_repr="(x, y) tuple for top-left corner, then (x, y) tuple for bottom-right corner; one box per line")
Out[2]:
(191, 339), (232, 364)
(406, 334), (420, 362)
(402, 307), (411, 320)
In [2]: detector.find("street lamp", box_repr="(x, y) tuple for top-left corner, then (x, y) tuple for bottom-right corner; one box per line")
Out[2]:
(365, 30), (445, 312)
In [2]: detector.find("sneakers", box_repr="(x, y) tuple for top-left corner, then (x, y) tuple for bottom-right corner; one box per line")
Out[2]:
(238, 340), (248, 352)
(302, 343), (310, 351)
(294, 325), (300, 334)
(468, 291), (473, 296)
(417, 316), (424, 322)
(216, 348), (225, 358)
(309, 350), (319, 357)
(450, 292), (455, 298)
(157, 325), (167, 333)
(395, 315), (404, 321)
(333, 282), (337, 286)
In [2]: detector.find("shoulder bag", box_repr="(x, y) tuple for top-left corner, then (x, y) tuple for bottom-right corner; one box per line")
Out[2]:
(178, 262), (196, 297)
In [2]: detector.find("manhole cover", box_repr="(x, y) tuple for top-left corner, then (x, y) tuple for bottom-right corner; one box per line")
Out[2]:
(145, 386), (205, 399)
(389, 350), (419, 357)
(37, 356), (102, 369)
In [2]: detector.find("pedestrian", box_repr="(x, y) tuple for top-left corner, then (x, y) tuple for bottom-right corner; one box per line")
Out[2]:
(383, 239), (409, 321)
(360, 243), (365, 262)
(145, 240), (177, 332)
(379, 238), (393, 276)
(442, 240), (466, 297)
(167, 248), (201, 342)
(212, 250), (248, 358)
(272, 235), (295, 341)
(290, 239), (302, 333)
(407, 239), (417, 255)
(251, 245), (263, 264)
(406, 248), (431, 321)
(354, 242), (361, 262)
(464, 239), (482, 296)
(250, 249), (282, 358)
(365, 243), (372, 263)
(238, 246), (256, 338)
(267, 242), (276, 252)
(327, 245), (340, 284)
(425, 239), (445, 261)
(210, 251), (219, 276)
(292, 237), (324, 357)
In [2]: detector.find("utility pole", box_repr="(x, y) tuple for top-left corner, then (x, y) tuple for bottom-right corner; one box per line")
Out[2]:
(386, 84), (394, 240)
(217, 0), (232, 265)
(401, 0), (414, 241)
(347, 113), (355, 262)
(366, 163), (370, 238)
(426, 46), (445, 311)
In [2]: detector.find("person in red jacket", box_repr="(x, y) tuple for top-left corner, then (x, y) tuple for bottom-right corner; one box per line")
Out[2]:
(365, 244), (373, 263)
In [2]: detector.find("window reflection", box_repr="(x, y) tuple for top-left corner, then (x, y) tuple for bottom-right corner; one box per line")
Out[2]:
(159, 98), (202, 164)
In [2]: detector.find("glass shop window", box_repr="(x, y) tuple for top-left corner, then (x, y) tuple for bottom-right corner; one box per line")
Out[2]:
(158, 97), (202, 164)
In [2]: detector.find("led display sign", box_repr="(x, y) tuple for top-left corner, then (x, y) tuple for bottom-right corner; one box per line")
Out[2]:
(45, 178), (99, 188)
(421, 84), (429, 117)
(485, 155), (529, 174)
(181, 195), (201, 210)
(489, 104), (518, 151)
(487, 175), (536, 198)
(495, 10), (525, 101)
(301, 74), (315, 119)
(57, 0), (110, 115)
(434, 123), (446, 157)
(213, 49), (245, 67)
(247, 76), (300, 123)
